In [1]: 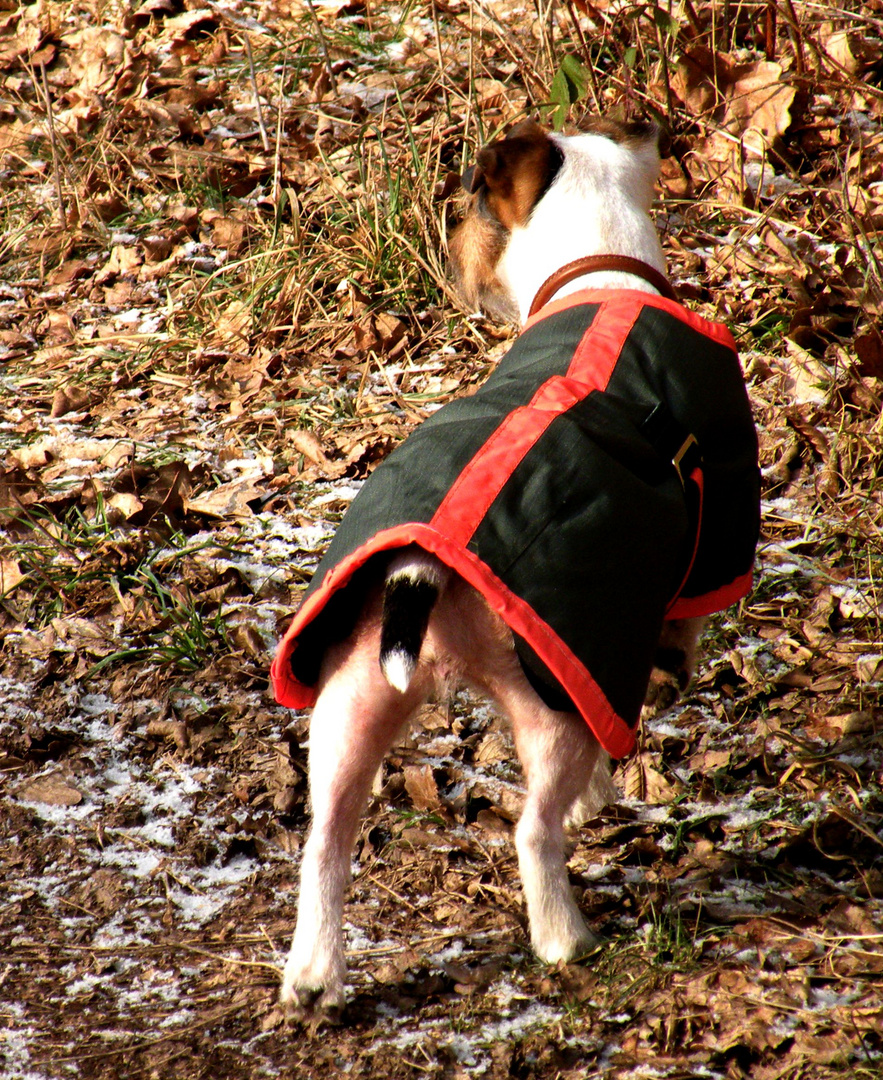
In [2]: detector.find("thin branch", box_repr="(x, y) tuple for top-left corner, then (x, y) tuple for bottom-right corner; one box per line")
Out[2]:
(38, 62), (66, 229)
(304, 0), (338, 95)
(242, 32), (270, 152)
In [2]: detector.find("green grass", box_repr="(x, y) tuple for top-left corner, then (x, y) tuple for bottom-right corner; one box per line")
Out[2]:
(1, 499), (233, 675)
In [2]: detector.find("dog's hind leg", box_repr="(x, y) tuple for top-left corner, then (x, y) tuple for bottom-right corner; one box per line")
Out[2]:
(281, 626), (425, 1017)
(504, 685), (606, 964)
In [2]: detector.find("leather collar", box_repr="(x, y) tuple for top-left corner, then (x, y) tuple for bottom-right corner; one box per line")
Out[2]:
(528, 255), (677, 318)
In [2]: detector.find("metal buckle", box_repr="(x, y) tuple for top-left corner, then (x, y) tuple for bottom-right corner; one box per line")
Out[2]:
(672, 433), (699, 488)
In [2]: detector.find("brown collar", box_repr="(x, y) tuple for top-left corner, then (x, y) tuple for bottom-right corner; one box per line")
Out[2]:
(528, 255), (677, 318)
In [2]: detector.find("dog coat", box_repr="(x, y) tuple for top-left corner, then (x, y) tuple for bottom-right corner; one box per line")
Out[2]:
(272, 290), (760, 758)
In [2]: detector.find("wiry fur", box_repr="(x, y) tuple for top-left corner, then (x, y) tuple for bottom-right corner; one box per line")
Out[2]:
(281, 119), (704, 1019)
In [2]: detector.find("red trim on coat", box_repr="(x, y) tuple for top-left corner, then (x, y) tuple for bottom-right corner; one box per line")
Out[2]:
(429, 300), (641, 545)
(271, 522), (638, 758)
(665, 465), (704, 617)
(525, 287), (737, 355)
(666, 569), (753, 619)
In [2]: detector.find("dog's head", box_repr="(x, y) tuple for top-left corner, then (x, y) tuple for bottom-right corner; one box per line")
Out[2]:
(449, 118), (666, 323)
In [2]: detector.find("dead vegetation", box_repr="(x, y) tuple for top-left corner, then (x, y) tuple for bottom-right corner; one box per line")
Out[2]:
(1, 1), (883, 1077)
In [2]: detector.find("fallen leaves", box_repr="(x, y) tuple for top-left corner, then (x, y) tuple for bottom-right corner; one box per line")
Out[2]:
(1, 1), (883, 1077)
(676, 47), (796, 153)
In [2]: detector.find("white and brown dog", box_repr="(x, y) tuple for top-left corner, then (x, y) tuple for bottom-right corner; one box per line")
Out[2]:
(272, 118), (759, 1016)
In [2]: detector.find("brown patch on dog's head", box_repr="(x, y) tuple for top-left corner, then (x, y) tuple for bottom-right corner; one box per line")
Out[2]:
(579, 116), (670, 158)
(449, 120), (563, 321)
(466, 120), (564, 230)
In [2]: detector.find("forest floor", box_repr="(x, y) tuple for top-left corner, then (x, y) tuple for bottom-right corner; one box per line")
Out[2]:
(1, 1), (883, 1078)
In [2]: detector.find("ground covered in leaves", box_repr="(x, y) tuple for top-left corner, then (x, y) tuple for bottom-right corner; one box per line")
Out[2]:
(2, 1), (883, 1078)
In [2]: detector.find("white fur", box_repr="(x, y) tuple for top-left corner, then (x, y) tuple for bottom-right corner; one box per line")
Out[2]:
(379, 647), (415, 693)
(385, 547), (450, 592)
(379, 549), (451, 691)
(498, 132), (666, 324)
(281, 580), (620, 1013)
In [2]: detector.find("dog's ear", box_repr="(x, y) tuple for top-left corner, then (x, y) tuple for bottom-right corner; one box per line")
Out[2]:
(503, 119), (547, 142)
(460, 164), (482, 193)
(460, 120), (550, 195)
(629, 118), (672, 159)
(463, 123), (562, 230)
(654, 123), (672, 159)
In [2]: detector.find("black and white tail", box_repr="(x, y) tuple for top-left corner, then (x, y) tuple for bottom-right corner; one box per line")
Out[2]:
(379, 550), (448, 693)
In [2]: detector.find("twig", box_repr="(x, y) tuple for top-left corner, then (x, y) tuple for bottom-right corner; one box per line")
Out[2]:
(366, 873), (438, 924)
(535, 0), (556, 77)
(242, 32), (270, 152)
(650, 0), (675, 124)
(34, 1004), (243, 1067)
(304, 0), (338, 95)
(778, 0), (806, 76)
(272, 58), (287, 223)
(564, 1), (602, 114)
(176, 942), (282, 974)
(469, 0), (548, 103)
(38, 63), (66, 230)
(430, 1), (451, 119)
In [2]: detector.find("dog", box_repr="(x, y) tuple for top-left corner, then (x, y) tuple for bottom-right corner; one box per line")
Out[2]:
(272, 118), (760, 1016)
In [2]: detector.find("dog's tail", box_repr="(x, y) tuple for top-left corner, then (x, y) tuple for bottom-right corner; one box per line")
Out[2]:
(379, 549), (448, 693)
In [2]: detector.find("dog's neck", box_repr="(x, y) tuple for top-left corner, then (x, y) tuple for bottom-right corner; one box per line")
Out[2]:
(496, 133), (669, 324)
(529, 255), (677, 318)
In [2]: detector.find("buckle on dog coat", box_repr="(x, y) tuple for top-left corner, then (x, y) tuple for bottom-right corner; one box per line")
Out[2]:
(641, 400), (702, 489)
(672, 433), (700, 488)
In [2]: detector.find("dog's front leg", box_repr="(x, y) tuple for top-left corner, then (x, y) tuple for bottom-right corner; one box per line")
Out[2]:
(644, 615), (707, 711)
(281, 636), (422, 1017)
(506, 688), (606, 963)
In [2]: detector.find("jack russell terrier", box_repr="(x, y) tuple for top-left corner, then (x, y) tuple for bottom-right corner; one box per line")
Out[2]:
(272, 117), (760, 1016)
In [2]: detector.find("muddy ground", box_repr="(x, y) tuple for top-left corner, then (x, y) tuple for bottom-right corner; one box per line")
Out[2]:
(1, 2), (883, 1077)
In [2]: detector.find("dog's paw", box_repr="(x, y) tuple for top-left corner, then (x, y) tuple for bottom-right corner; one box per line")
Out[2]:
(642, 667), (683, 713)
(280, 976), (345, 1024)
(532, 918), (598, 965)
(281, 947), (346, 1023)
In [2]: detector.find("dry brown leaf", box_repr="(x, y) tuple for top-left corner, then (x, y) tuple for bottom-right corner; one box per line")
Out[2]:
(202, 213), (248, 256)
(856, 331), (883, 377)
(725, 59), (795, 154)
(474, 732), (509, 765)
(403, 763), (440, 812)
(0, 14), (41, 66)
(16, 771), (83, 808)
(50, 616), (116, 657)
(50, 385), (91, 418)
(622, 754), (681, 804)
(62, 27), (128, 96)
(146, 718), (189, 751)
(158, 9), (222, 44)
(822, 25), (882, 75)
(99, 244), (143, 280)
(779, 343), (833, 406)
(229, 623), (266, 659)
(106, 492), (144, 520)
(0, 558), (24, 595)
(677, 49), (794, 149)
(184, 477), (264, 519)
(214, 300), (254, 345)
(288, 429), (331, 467)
